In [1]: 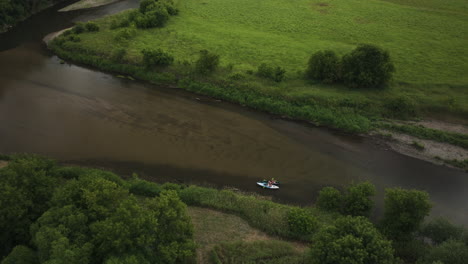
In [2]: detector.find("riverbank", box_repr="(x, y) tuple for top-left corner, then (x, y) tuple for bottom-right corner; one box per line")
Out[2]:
(59, 0), (121, 12)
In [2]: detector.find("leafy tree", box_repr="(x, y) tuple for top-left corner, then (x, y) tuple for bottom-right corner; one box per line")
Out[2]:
(141, 48), (174, 68)
(195, 50), (220, 75)
(420, 217), (464, 245)
(380, 188), (431, 240)
(0, 155), (58, 258)
(257, 63), (286, 82)
(341, 44), (395, 88)
(310, 216), (396, 264)
(342, 181), (376, 217)
(135, 2), (170, 29)
(316, 186), (342, 212)
(306, 50), (340, 83)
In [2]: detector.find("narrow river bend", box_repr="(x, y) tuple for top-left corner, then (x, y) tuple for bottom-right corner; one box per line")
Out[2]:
(0, 0), (467, 225)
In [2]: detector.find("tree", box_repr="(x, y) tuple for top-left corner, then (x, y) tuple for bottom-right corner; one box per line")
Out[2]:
(0, 155), (58, 258)
(380, 188), (431, 240)
(316, 186), (342, 212)
(342, 181), (376, 217)
(310, 216), (396, 264)
(1, 245), (38, 264)
(141, 48), (174, 68)
(341, 44), (395, 88)
(306, 50), (340, 83)
(421, 239), (468, 264)
(287, 207), (318, 237)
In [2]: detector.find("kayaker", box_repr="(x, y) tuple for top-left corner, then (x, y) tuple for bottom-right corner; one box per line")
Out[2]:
(267, 180), (273, 187)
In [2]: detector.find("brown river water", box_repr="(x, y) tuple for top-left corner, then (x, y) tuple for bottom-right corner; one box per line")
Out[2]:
(0, 0), (467, 225)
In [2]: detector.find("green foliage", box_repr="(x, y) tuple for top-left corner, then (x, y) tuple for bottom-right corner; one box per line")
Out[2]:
(1, 245), (38, 264)
(210, 240), (306, 264)
(257, 63), (286, 82)
(52, 166), (90, 179)
(420, 218), (464, 245)
(381, 188), (432, 241)
(114, 28), (137, 42)
(306, 50), (341, 83)
(0, 154), (58, 258)
(412, 141), (425, 151)
(141, 48), (174, 68)
(316, 186), (342, 212)
(342, 44), (395, 88)
(392, 239), (430, 263)
(195, 50), (220, 75)
(420, 239), (468, 264)
(383, 96), (418, 119)
(287, 208), (318, 238)
(135, 1), (170, 29)
(129, 178), (162, 197)
(341, 181), (376, 217)
(85, 22), (99, 32)
(309, 216), (396, 264)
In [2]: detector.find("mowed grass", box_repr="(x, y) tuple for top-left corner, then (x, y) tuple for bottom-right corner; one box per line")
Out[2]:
(63, 0), (468, 122)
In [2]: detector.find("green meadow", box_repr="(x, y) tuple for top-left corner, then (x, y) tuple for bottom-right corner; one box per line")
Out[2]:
(52, 0), (468, 132)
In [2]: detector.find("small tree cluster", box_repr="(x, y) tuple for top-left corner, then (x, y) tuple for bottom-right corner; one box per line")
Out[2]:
(420, 217), (464, 245)
(84, 22), (99, 32)
(306, 44), (395, 88)
(195, 49), (220, 75)
(315, 182), (376, 217)
(257, 63), (286, 82)
(141, 48), (174, 68)
(135, 0), (178, 29)
(71, 22), (100, 34)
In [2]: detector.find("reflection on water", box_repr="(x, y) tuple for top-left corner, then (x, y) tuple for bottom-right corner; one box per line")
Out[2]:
(0, 0), (467, 226)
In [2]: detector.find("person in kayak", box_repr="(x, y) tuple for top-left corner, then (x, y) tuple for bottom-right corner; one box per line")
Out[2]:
(267, 180), (273, 187)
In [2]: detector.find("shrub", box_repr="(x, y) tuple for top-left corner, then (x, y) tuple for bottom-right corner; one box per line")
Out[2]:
(420, 217), (464, 245)
(342, 44), (395, 88)
(341, 181), (376, 217)
(85, 22), (99, 32)
(141, 48), (174, 68)
(135, 3), (170, 29)
(316, 186), (342, 212)
(392, 239), (430, 263)
(71, 23), (86, 34)
(67, 35), (81, 42)
(380, 188), (432, 241)
(287, 208), (318, 237)
(129, 179), (162, 197)
(306, 50), (340, 83)
(195, 50), (220, 75)
(110, 18), (131, 29)
(257, 63), (286, 82)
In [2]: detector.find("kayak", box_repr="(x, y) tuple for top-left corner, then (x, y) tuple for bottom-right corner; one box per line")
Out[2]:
(257, 181), (280, 190)
(260, 180), (280, 186)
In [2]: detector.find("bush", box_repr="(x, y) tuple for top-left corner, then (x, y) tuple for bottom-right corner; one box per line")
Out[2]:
(392, 239), (430, 263)
(135, 4), (170, 29)
(257, 63), (286, 82)
(341, 181), (376, 217)
(85, 22), (99, 32)
(380, 188), (431, 241)
(195, 50), (220, 75)
(141, 48), (174, 68)
(316, 186), (342, 212)
(306, 50), (340, 83)
(342, 44), (395, 88)
(420, 217), (464, 245)
(72, 23), (86, 34)
(129, 179), (162, 197)
(287, 208), (318, 237)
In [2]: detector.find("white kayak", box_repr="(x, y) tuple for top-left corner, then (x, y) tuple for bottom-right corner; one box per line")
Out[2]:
(256, 181), (280, 190)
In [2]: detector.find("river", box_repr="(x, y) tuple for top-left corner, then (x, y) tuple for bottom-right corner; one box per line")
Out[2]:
(0, 0), (467, 225)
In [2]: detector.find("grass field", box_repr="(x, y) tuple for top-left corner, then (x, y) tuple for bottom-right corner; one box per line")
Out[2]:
(52, 0), (468, 132)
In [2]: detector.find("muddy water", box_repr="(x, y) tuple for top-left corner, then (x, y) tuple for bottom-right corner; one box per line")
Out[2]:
(0, 0), (467, 225)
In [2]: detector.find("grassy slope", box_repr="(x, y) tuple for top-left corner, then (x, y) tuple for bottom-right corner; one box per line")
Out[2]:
(52, 0), (468, 131)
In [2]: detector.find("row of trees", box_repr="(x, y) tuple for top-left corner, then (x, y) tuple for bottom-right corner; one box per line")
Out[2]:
(0, 155), (195, 263)
(306, 44), (395, 88)
(312, 182), (468, 263)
